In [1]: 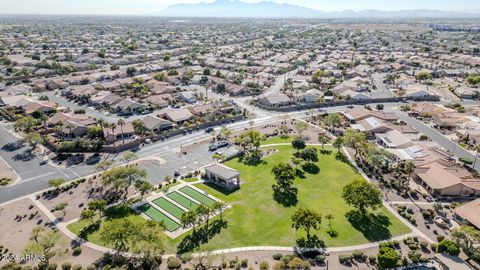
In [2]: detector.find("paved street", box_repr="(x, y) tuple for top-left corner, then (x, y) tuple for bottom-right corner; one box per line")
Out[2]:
(371, 73), (394, 98)
(392, 110), (480, 171)
(1, 98), (479, 204)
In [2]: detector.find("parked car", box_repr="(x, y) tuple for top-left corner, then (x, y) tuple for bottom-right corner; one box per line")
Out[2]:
(205, 127), (214, 133)
(217, 140), (229, 148)
(208, 144), (218, 151)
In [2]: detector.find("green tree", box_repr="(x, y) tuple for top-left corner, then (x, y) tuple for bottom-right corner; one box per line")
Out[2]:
(14, 116), (39, 133)
(452, 225), (480, 261)
(95, 160), (114, 172)
(299, 148), (318, 164)
(291, 208), (322, 239)
(126, 67), (137, 76)
(122, 151), (137, 163)
(24, 132), (44, 149)
(324, 113), (343, 128)
(437, 239), (460, 256)
(342, 180), (382, 214)
(101, 165), (147, 197)
(416, 71), (432, 81)
(291, 137), (306, 152)
(342, 129), (367, 158)
(181, 210), (198, 231)
(24, 226), (63, 267)
(317, 133), (329, 151)
(154, 72), (166, 81)
(48, 178), (65, 190)
(294, 121), (308, 138)
(80, 209), (95, 224)
(100, 217), (138, 253)
(135, 180), (153, 200)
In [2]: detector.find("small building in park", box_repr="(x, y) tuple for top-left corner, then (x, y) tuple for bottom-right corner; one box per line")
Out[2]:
(204, 163), (240, 191)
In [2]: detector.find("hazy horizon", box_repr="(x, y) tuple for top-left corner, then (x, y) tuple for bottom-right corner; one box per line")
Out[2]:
(1, 0), (479, 15)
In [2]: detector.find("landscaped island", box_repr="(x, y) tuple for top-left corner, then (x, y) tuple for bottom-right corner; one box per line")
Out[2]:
(67, 144), (410, 253)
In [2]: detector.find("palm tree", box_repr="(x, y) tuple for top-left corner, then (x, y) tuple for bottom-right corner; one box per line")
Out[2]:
(66, 123), (75, 139)
(109, 123), (117, 145)
(117, 119), (125, 144)
(40, 114), (48, 130)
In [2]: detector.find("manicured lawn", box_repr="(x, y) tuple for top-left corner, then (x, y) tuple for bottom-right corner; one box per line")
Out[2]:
(67, 145), (410, 253)
(138, 203), (181, 231)
(261, 135), (293, 145)
(167, 192), (199, 210)
(192, 145), (410, 249)
(182, 177), (199, 183)
(152, 197), (186, 219)
(179, 186), (216, 207)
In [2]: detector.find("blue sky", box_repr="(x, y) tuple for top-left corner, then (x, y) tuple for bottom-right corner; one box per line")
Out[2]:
(1, 0), (478, 15)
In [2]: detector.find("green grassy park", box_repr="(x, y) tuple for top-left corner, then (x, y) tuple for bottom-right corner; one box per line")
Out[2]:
(67, 143), (410, 253)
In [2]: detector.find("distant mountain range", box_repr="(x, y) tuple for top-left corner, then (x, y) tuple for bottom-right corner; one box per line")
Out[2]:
(153, 0), (479, 18)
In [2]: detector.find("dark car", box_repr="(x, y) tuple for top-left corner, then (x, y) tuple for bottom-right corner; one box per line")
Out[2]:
(208, 144), (218, 151)
(205, 127), (214, 133)
(217, 140), (229, 148)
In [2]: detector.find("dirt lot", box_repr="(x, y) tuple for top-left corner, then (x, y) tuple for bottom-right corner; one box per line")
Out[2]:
(0, 198), (103, 268)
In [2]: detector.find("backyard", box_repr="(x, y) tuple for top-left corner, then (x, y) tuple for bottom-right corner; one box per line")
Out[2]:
(67, 144), (410, 253)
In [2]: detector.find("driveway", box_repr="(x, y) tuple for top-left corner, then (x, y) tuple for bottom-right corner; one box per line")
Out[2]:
(371, 73), (394, 98)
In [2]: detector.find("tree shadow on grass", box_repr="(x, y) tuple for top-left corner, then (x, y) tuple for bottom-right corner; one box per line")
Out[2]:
(79, 221), (100, 240)
(345, 210), (392, 242)
(296, 235), (326, 249)
(272, 184), (298, 207)
(335, 152), (357, 171)
(302, 163), (320, 174)
(104, 204), (134, 220)
(177, 219), (228, 253)
(202, 181), (237, 196)
(295, 168), (305, 179)
(319, 149), (332, 155)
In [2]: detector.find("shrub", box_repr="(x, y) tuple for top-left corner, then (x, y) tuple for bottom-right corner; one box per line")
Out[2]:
(72, 264), (83, 270)
(352, 251), (364, 260)
(315, 255), (326, 264)
(47, 263), (57, 270)
(259, 261), (270, 270)
(437, 239), (460, 256)
(420, 242), (428, 249)
(339, 254), (352, 264)
(73, 246), (82, 256)
(62, 262), (72, 270)
(437, 235), (445, 242)
(241, 259), (248, 268)
(272, 261), (286, 270)
(167, 256), (182, 269)
(377, 247), (400, 270)
(272, 253), (283, 260)
(368, 255), (376, 264)
(86, 265), (95, 270)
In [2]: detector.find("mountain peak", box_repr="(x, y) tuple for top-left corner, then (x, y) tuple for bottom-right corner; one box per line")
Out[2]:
(152, 0), (480, 18)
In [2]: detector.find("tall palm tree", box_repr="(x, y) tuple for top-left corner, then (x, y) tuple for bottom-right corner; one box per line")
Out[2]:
(117, 119), (125, 144)
(40, 114), (48, 130)
(109, 123), (117, 145)
(66, 123), (75, 139)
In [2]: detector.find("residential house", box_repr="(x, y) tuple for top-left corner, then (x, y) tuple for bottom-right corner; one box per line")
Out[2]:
(158, 108), (194, 124)
(257, 93), (290, 108)
(454, 198), (480, 229)
(142, 115), (173, 133)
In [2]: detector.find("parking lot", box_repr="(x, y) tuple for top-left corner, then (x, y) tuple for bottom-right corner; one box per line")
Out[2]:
(141, 143), (238, 185)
